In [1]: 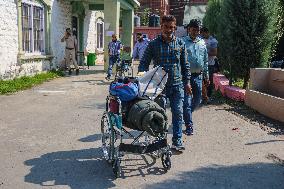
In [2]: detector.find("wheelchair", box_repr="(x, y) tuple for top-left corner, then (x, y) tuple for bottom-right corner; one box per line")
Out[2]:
(101, 77), (172, 178)
(114, 59), (134, 79)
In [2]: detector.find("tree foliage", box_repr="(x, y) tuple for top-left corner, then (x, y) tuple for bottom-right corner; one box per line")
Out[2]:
(203, 0), (283, 88)
(140, 8), (151, 26)
(203, 0), (222, 36)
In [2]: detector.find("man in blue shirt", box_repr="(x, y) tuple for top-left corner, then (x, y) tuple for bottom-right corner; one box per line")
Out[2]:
(132, 33), (149, 61)
(106, 34), (123, 80)
(138, 15), (191, 150)
(182, 19), (209, 135)
(201, 27), (219, 99)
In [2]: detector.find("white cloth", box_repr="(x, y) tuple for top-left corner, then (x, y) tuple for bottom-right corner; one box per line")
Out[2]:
(138, 67), (168, 100)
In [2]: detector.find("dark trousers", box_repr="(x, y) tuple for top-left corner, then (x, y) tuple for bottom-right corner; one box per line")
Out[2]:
(183, 74), (202, 127)
(165, 85), (184, 143)
(207, 65), (215, 97)
(107, 55), (120, 77)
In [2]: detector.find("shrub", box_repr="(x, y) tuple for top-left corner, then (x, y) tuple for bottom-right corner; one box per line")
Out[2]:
(204, 0), (283, 88)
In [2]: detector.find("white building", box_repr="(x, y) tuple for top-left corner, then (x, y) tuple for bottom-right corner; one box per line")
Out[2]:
(0, 0), (138, 80)
(0, 0), (108, 79)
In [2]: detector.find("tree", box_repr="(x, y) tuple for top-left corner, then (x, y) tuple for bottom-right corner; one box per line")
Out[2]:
(203, 0), (223, 36)
(208, 0), (282, 88)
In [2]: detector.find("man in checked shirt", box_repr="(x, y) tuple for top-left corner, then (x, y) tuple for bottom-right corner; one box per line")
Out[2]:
(106, 34), (123, 80)
(138, 15), (192, 150)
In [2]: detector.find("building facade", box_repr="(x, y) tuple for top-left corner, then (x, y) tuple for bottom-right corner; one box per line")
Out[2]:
(138, 0), (169, 16)
(169, 0), (208, 26)
(0, 0), (139, 80)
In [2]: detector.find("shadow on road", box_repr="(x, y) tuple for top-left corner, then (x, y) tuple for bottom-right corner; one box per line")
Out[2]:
(72, 79), (111, 86)
(79, 102), (106, 110)
(79, 134), (101, 142)
(24, 147), (168, 188)
(65, 69), (105, 76)
(24, 148), (115, 189)
(144, 163), (284, 189)
(245, 140), (284, 145)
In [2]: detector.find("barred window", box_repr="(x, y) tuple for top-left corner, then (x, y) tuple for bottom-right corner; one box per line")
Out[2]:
(22, 3), (32, 52)
(96, 18), (104, 49)
(22, 1), (45, 53)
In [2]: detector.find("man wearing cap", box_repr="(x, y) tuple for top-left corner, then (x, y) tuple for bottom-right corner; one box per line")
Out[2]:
(61, 28), (79, 75)
(182, 19), (209, 136)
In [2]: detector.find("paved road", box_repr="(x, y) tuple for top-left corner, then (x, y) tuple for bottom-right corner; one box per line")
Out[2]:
(0, 66), (283, 189)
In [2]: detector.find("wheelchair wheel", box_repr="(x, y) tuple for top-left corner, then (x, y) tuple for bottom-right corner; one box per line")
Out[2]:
(161, 151), (172, 171)
(101, 112), (115, 163)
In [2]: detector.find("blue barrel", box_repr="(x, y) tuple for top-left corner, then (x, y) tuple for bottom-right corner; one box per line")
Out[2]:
(134, 15), (140, 27)
(149, 14), (160, 27)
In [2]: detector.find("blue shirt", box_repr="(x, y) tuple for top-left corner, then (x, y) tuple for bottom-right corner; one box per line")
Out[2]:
(132, 39), (149, 60)
(108, 40), (122, 56)
(138, 35), (191, 86)
(182, 36), (209, 79)
(204, 36), (218, 65)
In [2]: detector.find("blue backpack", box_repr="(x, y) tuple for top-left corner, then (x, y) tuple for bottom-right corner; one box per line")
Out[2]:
(109, 82), (138, 102)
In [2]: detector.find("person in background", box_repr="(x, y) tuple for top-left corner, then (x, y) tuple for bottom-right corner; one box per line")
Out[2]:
(200, 27), (219, 101)
(106, 34), (123, 80)
(182, 19), (209, 136)
(138, 15), (191, 150)
(132, 33), (149, 61)
(61, 28), (79, 75)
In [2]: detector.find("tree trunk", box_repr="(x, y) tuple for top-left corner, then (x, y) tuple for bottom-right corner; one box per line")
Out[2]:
(243, 74), (249, 89)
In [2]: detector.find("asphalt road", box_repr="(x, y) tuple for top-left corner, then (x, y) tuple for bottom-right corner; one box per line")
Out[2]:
(0, 66), (283, 189)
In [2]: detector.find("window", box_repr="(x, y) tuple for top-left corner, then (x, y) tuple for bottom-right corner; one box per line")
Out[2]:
(22, 0), (45, 53)
(96, 18), (104, 49)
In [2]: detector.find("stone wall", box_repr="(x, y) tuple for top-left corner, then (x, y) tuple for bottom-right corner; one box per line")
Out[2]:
(50, 0), (72, 68)
(0, 0), (19, 79)
(0, 0), (105, 79)
(0, 0), (72, 79)
(84, 8), (104, 64)
(245, 68), (284, 123)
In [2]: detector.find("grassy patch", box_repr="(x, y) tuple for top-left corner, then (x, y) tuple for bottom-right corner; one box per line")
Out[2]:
(0, 70), (64, 95)
(232, 78), (244, 89)
(211, 90), (245, 107)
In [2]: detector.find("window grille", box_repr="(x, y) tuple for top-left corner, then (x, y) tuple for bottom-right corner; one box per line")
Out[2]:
(22, 2), (45, 53)
(97, 19), (104, 49)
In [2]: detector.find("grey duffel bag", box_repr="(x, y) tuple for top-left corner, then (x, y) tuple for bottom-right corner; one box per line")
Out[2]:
(126, 99), (168, 137)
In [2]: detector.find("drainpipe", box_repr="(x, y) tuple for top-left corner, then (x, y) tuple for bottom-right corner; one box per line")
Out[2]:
(47, 5), (51, 54)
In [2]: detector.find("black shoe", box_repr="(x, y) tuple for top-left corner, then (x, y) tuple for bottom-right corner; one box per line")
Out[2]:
(185, 125), (194, 136)
(105, 76), (111, 81)
(76, 69), (79, 75)
(68, 70), (72, 75)
(171, 139), (185, 151)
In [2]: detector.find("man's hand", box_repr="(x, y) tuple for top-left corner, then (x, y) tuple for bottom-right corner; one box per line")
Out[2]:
(137, 71), (145, 76)
(185, 83), (192, 95)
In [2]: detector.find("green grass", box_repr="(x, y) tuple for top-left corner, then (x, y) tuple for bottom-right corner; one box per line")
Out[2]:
(232, 78), (244, 89)
(0, 70), (64, 95)
(212, 90), (245, 107)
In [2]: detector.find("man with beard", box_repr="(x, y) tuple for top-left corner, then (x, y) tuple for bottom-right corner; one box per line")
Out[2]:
(138, 15), (191, 150)
(132, 33), (149, 61)
(106, 34), (123, 80)
(182, 19), (209, 136)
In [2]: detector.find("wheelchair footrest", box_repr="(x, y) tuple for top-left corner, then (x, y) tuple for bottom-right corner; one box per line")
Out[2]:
(119, 139), (167, 154)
